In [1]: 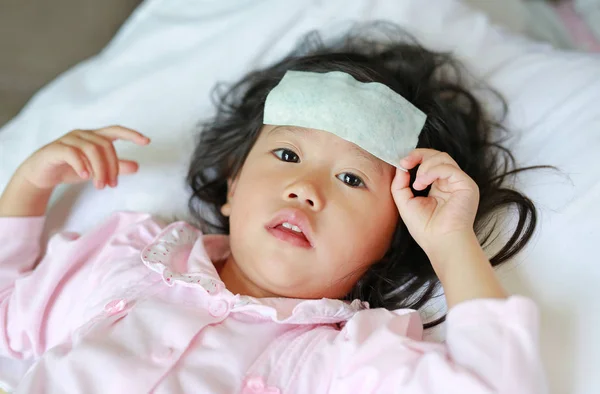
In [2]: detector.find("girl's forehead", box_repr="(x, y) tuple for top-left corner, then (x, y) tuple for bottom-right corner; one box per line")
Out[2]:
(262, 124), (389, 172)
(262, 70), (426, 168)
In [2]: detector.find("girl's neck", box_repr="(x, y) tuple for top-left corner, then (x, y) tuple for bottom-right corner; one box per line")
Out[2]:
(218, 255), (278, 298)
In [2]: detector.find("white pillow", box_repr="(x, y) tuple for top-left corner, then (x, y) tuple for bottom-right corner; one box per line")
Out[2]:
(1, 1), (599, 392)
(462, 0), (529, 34)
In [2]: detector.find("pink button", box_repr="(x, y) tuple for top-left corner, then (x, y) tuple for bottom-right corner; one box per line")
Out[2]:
(208, 299), (230, 317)
(246, 377), (264, 390)
(103, 299), (127, 315)
(242, 376), (280, 394)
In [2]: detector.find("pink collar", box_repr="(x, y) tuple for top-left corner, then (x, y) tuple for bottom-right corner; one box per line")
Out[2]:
(141, 221), (368, 324)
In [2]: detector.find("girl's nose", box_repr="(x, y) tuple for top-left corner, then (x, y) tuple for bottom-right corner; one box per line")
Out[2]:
(283, 180), (324, 211)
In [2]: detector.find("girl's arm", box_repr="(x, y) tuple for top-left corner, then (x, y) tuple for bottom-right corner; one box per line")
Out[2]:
(0, 172), (53, 217)
(427, 231), (506, 309)
(393, 149), (507, 308)
(0, 126), (149, 219)
(378, 148), (547, 392)
(0, 126), (151, 359)
(325, 296), (546, 393)
(0, 209), (160, 360)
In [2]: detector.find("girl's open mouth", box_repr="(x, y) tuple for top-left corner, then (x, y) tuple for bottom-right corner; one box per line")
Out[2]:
(265, 209), (315, 248)
(267, 222), (312, 248)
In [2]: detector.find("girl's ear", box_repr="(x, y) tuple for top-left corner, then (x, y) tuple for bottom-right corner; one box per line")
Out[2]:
(220, 177), (239, 217)
(227, 176), (238, 199)
(220, 203), (231, 217)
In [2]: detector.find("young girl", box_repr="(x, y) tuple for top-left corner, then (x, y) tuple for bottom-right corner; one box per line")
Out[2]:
(0, 26), (547, 393)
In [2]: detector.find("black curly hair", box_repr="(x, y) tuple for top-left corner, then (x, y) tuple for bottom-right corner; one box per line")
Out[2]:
(187, 23), (550, 327)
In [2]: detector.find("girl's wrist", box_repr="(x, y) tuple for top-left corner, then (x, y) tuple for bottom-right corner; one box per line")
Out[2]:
(425, 230), (480, 270)
(0, 171), (53, 217)
(425, 230), (507, 308)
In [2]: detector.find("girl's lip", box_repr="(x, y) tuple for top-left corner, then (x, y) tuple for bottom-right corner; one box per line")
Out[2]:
(267, 226), (312, 248)
(265, 208), (315, 248)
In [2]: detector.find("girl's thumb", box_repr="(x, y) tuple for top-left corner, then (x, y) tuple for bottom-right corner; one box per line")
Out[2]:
(391, 168), (414, 213)
(118, 160), (139, 175)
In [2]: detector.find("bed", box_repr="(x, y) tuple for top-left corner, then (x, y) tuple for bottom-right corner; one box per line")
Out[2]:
(1, 1), (599, 392)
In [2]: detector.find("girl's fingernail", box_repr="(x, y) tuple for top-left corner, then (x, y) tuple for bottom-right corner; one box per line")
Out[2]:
(80, 171), (89, 178)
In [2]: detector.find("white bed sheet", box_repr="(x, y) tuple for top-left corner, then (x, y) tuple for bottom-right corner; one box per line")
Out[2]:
(0, 0), (599, 392)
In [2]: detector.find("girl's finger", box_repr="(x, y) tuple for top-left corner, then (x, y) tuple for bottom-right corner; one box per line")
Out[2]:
(80, 154), (94, 181)
(399, 149), (458, 171)
(413, 163), (465, 191)
(391, 167), (415, 212)
(61, 135), (108, 189)
(415, 153), (460, 190)
(77, 131), (119, 187)
(399, 148), (438, 170)
(58, 144), (89, 179)
(118, 160), (139, 175)
(95, 126), (151, 145)
(418, 152), (459, 175)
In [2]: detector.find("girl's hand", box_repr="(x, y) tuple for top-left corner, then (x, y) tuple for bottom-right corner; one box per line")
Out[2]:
(17, 126), (151, 190)
(391, 148), (480, 258)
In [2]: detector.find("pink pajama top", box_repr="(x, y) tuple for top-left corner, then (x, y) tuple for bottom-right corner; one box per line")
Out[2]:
(0, 212), (547, 393)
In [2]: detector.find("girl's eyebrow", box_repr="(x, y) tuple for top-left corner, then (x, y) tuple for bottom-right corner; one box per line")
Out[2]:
(268, 125), (383, 174)
(267, 125), (309, 138)
(347, 145), (384, 174)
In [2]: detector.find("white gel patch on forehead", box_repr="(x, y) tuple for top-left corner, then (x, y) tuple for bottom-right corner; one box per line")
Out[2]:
(263, 70), (426, 169)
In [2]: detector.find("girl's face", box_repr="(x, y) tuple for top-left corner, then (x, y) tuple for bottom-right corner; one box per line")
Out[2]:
(220, 125), (398, 299)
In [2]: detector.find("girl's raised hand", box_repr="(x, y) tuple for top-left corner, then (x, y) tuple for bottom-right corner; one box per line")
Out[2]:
(18, 126), (151, 190)
(391, 149), (480, 257)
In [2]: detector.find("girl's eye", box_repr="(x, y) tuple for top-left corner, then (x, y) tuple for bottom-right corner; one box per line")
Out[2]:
(337, 173), (365, 188)
(272, 148), (300, 163)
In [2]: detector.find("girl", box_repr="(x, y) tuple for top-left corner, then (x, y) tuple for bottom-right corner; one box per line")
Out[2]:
(0, 26), (547, 393)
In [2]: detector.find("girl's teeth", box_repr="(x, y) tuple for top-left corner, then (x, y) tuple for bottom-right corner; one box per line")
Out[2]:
(281, 222), (302, 233)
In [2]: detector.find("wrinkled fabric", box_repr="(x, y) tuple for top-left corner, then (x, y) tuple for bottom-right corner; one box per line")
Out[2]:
(0, 212), (547, 393)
